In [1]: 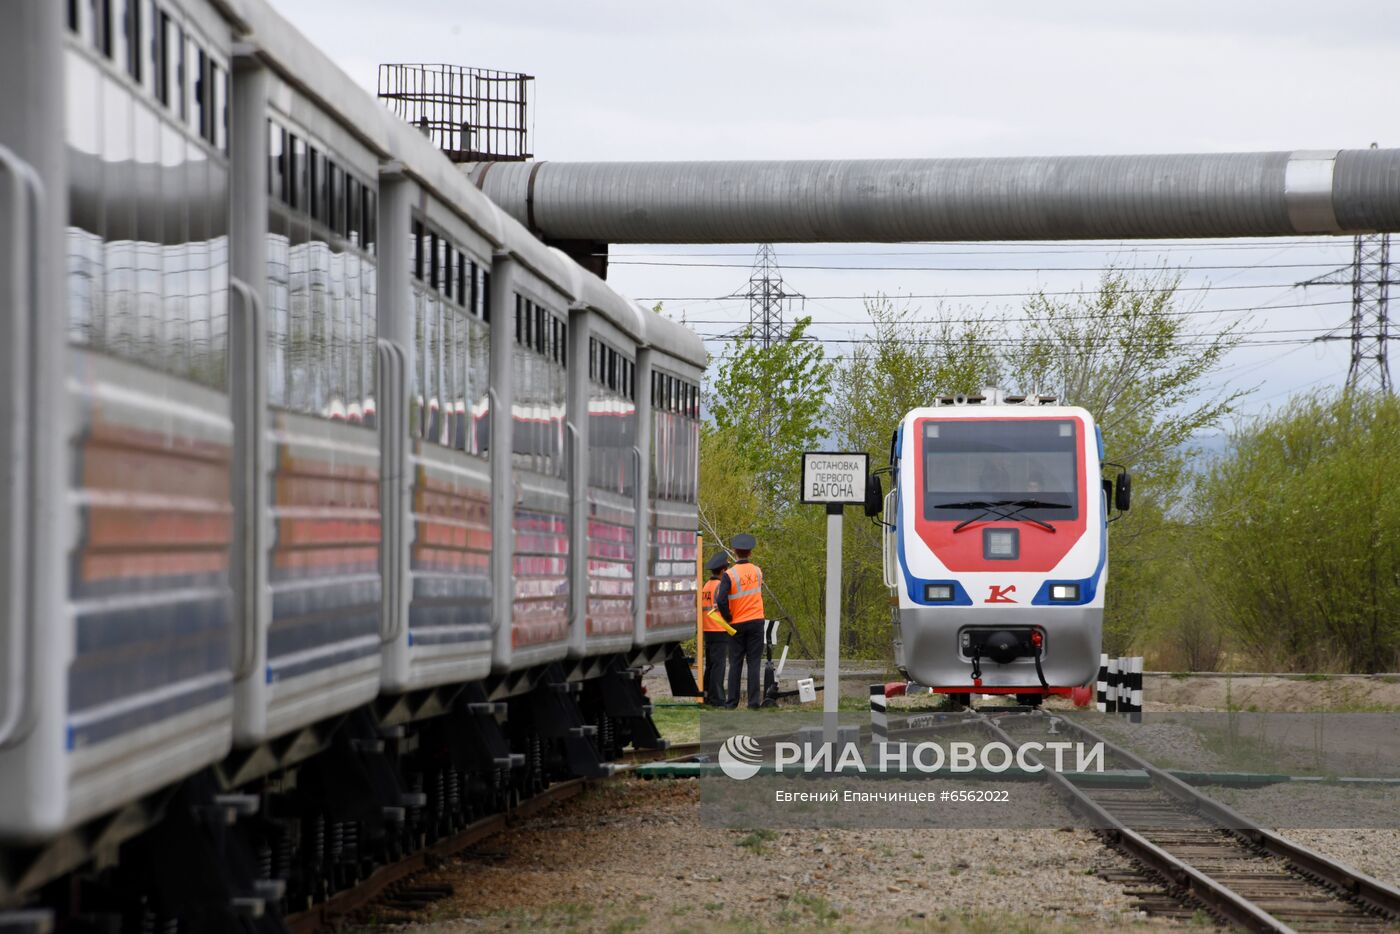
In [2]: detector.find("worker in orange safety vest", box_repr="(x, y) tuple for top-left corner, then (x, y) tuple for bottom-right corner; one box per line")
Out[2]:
(716, 533), (766, 709)
(700, 552), (733, 705)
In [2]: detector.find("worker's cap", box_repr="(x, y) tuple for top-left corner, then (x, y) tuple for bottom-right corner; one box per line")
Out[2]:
(705, 552), (730, 572)
(731, 533), (756, 551)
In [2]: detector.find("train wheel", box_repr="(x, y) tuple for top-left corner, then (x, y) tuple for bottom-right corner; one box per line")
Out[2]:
(1015, 693), (1044, 708)
(947, 692), (972, 710)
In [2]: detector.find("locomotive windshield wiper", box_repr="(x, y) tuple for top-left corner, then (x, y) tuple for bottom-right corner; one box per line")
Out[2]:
(934, 499), (1068, 534)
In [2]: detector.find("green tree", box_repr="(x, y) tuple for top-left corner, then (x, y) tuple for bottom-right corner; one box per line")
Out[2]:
(997, 269), (1246, 655)
(707, 316), (835, 505)
(1194, 391), (1400, 671)
(829, 297), (999, 654)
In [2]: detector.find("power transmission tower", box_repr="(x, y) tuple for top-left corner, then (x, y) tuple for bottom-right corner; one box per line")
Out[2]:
(1301, 232), (1394, 395)
(742, 244), (802, 349)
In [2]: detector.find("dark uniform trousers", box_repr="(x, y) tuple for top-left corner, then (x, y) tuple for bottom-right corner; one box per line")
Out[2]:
(727, 619), (764, 709)
(702, 631), (731, 705)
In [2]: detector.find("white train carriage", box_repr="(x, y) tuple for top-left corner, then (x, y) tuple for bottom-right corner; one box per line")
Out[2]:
(555, 264), (649, 659)
(0, 0), (239, 838)
(637, 314), (705, 647)
(377, 173), (501, 692)
(883, 394), (1129, 701)
(234, 59), (389, 743)
(486, 242), (577, 672)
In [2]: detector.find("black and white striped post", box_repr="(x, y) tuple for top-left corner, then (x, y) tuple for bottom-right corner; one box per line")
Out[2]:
(869, 684), (888, 748)
(1105, 657), (1118, 714)
(1127, 656), (1143, 722)
(1119, 657), (1131, 714)
(1096, 654), (1108, 713)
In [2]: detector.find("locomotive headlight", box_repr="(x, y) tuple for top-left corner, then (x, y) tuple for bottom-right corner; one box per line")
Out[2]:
(984, 528), (1018, 560)
(924, 584), (954, 602)
(1050, 584), (1080, 602)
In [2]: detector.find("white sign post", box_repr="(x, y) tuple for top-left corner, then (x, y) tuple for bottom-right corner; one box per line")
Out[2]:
(801, 452), (869, 745)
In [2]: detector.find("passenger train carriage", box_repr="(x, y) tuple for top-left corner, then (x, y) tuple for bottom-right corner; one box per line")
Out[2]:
(882, 392), (1129, 705)
(0, 0), (705, 926)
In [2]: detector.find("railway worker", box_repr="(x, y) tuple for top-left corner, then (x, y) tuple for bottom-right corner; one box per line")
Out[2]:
(717, 533), (766, 709)
(701, 552), (734, 705)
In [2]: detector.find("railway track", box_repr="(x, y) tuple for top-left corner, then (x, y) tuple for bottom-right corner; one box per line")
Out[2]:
(979, 711), (1400, 932)
(284, 741), (702, 932)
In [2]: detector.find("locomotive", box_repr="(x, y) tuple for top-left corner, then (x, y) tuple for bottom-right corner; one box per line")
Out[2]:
(877, 391), (1130, 706)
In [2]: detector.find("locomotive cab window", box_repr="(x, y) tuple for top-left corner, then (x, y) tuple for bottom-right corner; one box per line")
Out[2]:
(921, 419), (1079, 522)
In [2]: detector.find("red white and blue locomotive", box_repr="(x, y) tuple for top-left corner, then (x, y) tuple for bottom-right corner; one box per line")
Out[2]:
(879, 391), (1130, 706)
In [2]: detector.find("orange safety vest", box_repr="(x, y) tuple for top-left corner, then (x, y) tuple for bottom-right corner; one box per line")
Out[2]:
(701, 578), (727, 632)
(723, 562), (765, 625)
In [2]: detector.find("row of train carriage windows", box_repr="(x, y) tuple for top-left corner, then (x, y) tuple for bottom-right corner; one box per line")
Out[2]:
(69, 0), (228, 152)
(512, 296), (568, 477)
(412, 218), (490, 455)
(266, 118), (377, 422)
(589, 338), (634, 401)
(653, 371), (700, 420)
(63, 1), (701, 444)
(65, 0), (232, 390)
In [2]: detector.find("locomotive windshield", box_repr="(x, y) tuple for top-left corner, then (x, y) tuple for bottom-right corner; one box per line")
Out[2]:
(921, 419), (1080, 521)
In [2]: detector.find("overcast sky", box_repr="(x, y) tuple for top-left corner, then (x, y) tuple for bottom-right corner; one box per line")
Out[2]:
(280, 0), (1400, 425)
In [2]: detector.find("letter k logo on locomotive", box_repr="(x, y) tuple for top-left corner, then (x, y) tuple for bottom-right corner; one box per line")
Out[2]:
(985, 584), (1017, 604)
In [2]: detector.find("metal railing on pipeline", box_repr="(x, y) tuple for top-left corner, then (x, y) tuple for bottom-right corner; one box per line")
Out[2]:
(377, 63), (533, 163)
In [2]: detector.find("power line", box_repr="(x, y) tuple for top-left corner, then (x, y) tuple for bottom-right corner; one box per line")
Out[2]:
(679, 298), (1355, 328)
(613, 259), (1343, 273)
(612, 241), (1356, 258)
(633, 281), (1354, 302)
(695, 332), (1375, 348)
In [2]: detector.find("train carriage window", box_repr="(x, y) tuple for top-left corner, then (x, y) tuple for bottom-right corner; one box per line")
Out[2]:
(189, 41), (205, 139)
(428, 231), (440, 294)
(123, 0), (141, 83)
(152, 8), (168, 105)
(215, 63), (228, 152)
(514, 296), (523, 344)
(69, 0), (80, 33)
(347, 175), (361, 247)
(289, 135), (305, 209)
(91, 0), (112, 56)
(267, 120), (282, 199)
(362, 188), (376, 254)
(456, 252), (467, 306)
(308, 148), (322, 223)
(328, 163), (343, 236)
(480, 268), (490, 321)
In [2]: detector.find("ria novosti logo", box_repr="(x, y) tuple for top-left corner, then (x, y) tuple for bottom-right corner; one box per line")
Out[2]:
(713, 733), (1105, 779)
(718, 734), (763, 780)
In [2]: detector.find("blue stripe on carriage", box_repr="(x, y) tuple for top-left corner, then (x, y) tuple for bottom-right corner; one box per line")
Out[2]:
(406, 625), (493, 647)
(408, 573), (491, 641)
(70, 593), (232, 712)
(65, 678), (231, 750)
(74, 590), (230, 654)
(267, 610), (380, 659)
(264, 639), (380, 684)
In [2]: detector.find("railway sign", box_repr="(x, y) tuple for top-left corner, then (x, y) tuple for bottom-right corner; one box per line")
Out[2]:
(801, 452), (869, 504)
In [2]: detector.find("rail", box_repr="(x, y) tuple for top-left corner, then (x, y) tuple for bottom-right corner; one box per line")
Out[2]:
(977, 710), (1400, 932)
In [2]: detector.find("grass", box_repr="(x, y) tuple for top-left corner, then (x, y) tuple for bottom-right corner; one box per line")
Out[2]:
(775, 893), (841, 926)
(735, 827), (777, 854)
(650, 703), (700, 743)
